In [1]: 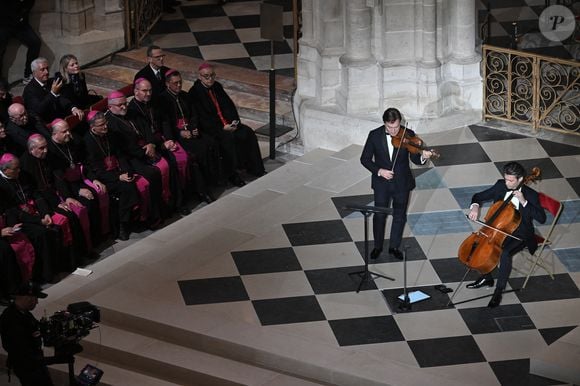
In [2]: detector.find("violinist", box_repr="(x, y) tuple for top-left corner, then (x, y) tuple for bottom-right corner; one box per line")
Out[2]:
(360, 108), (434, 261)
(466, 161), (546, 307)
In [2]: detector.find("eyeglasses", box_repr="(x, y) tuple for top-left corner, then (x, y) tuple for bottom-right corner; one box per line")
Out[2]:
(152, 55), (166, 59)
(109, 102), (127, 107)
(200, 73), (216, 80)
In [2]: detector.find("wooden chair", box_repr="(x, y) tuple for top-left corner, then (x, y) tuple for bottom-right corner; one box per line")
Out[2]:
(522, 192), (564, 288)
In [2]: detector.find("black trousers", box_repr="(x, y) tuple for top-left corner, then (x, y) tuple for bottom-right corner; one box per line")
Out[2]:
(130, 158), (163, 222)
(0, 23), (41, 78)
(372, 188), (410, 250)
(13, 363), (54, 386)
(483, 236), (526, 291)
(0, 240), (22, 299)
(104, 180), (139, 224)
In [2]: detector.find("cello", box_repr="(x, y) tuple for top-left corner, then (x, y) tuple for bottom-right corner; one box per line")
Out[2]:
(457, 167), (541, 274)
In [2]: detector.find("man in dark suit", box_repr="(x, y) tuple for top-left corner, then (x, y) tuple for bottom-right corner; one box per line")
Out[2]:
(360, 108), (434, 261)
(0, 282), (54, 386)
(466, 161), (546, 307)
(0, 0), (41, 81)
(133, 46), (169, 101)
(22, 57), (84, 124)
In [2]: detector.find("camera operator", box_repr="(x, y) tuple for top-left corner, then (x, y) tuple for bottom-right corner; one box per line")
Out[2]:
(0, 281), (54, 386)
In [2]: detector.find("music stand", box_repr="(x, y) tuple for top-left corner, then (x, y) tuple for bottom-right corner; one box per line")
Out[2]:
(344, 204), (395, 292)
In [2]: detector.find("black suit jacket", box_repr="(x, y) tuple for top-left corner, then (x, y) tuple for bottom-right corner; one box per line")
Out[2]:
(471, 180), (546, 252)
(22, 78), (74, 123)
(360, 126), (423, 193)
(134, 65), (169, 100)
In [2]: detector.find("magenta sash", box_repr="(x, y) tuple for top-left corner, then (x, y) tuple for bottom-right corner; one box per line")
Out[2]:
(83, 180), (110, 235)
(135, 175), (150, 221)
(63, 164), (82, 182)
(70, 203), (92, 250)
(154, 157), (171, 204)
(52, 212), (73, 246)
(172, 143), (189, 187)
(104, 155), (119, 171)
(81, 166), (111, 236)
(0, 217), (35, 281)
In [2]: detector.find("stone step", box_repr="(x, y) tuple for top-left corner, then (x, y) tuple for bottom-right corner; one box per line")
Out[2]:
(112, 48), (295, 102)
(0, 352), (181, 386)
(76, 321), (328, 386)
(530, 326), (580, 385)
(50, 356), (183, 386)
(83, 64), (295, 129)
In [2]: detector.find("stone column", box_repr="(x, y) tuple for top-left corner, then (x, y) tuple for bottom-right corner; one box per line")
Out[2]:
(422, 0), (438, 66)
(339, 0), (379, 114)
(53, 0), (94, 36)
(451, 0), (477, 62)
(342, 0), (372, 62)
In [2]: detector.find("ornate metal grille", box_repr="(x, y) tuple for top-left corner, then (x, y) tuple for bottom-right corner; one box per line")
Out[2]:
(124, 0), (163, 49)
(483, 44), (579, 135)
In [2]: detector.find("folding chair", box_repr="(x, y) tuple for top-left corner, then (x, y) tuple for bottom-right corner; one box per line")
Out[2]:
(522, 192), (563, 289)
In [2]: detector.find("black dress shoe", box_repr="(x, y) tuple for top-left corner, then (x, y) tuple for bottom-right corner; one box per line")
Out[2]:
(466, 276), (494, 289)
(388, 248), (403, 260)
(118, 223), (130, 241)
(200, 192), (215, 204)
(229, 175), (246, 187)
(370, 248), (383, 260)
(488, 289), (503, 308)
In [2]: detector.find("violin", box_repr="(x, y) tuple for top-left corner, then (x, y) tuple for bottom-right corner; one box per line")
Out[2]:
(391, 129), (440, 159)
(456, 167), (541, 274)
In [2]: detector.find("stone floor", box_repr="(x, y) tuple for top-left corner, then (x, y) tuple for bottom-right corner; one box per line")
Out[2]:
(11, 122), (579, 386)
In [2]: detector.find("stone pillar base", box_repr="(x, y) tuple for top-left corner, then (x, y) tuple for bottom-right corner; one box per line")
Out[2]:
(298, 99), (482, 152)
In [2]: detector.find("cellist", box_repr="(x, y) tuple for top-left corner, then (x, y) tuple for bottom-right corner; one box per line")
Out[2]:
(466, 162), (546, 307)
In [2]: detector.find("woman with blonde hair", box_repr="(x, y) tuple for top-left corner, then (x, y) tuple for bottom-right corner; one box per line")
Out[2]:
(55, 54), (102, 110)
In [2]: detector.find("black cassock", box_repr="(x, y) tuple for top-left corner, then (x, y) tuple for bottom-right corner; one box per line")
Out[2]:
(159, 88), (218, 186)
(0, 172), (64, 283)
(47, 136), (102, 246)
(20, 152), (88, 268)
(188, 79), (265, 177)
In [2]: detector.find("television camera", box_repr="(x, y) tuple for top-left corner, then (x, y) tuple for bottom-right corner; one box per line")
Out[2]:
(39, 302), (102, 385)
(39, 301), (100, 348)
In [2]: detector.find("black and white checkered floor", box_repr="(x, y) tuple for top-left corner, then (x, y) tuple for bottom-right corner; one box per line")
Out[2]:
(44, 123), (580, 385)
(171, 124), (580, 384)
(144, 0), (296, 77)
(478, 0), (579, 59)
(25, 2), (580, 384)
(143, 0), (579, 81)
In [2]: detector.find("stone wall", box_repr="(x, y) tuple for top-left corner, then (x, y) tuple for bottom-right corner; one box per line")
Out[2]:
(296, 0), (483, 151)
(2, 0), (125, 83)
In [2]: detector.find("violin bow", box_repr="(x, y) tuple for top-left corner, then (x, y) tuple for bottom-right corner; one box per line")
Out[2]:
(466, 216), (523, 241)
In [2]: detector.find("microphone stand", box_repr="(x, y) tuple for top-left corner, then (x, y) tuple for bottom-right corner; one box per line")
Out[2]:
(344, 204), (395, 293)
